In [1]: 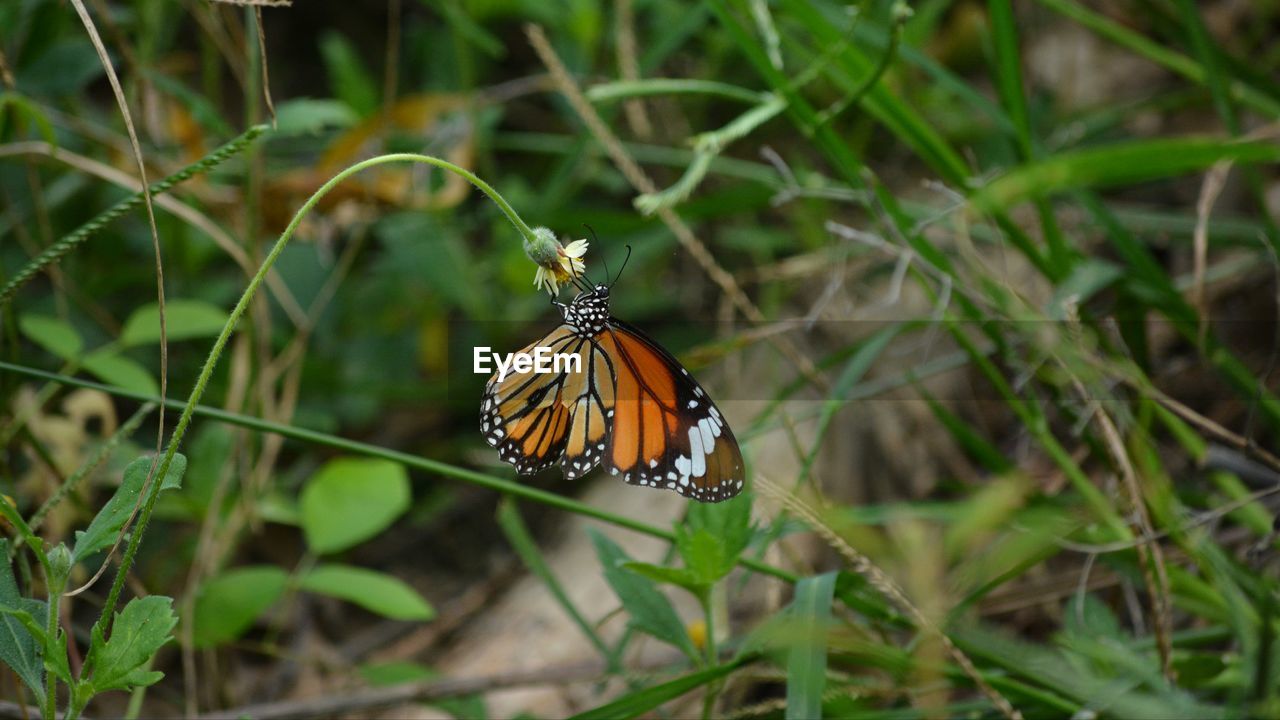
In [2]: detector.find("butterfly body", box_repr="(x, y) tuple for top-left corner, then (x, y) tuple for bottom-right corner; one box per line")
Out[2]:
(481, 285), (744, 502)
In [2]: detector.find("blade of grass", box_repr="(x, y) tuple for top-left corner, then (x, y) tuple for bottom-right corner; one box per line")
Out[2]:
(786, 572), (837, 720)
(972, 136), (1280, 214)
(495, 498), (617, 666)
(567, 657), (751, 720)
(0, 125), (268, 306)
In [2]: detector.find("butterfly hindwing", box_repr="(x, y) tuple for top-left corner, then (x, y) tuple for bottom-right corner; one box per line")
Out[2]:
(560, 338), (616, 480)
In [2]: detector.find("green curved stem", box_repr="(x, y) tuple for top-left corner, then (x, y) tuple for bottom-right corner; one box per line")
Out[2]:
(88, 153), (542, 650)
(0, 359), (797, 585)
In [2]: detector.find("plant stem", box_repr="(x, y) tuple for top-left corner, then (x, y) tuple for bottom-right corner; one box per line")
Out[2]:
(699, 589), (719, 720)
(44, 595), (58, 720)
(89, 153), (545, 646)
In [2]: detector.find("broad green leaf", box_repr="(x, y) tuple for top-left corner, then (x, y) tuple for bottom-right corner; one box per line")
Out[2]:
(300, 564), (434, 621)
(83, 596), (176, 694)
(120, 299), (229, 347)
(685, 491), (753, 566)
(786, 572), (836, 720)
(569, 659), (748, 720)
(301, 458), (410, 554)
(192, 566), (288, 648)
(971, 137), (1280, 213)
(82, 350), (159, 397)
(18, 315), (82, 360)
(72, 455), (188, 562)
(674, 529), (730, 588)
(319, 31), (379, 117)
(0, 540), (45, 702)
(273, 97), (359, 136)
(590, 530), (698, 661)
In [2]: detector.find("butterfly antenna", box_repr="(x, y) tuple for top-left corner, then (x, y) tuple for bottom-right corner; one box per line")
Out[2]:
(582, 224), (605, 286)
(610, 244), (633, 289)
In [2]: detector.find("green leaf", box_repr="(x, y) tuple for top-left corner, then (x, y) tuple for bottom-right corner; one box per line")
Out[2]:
(18, 315), (82, 360)
(0, 92), (57, 146)
(82, 350), (159, 397)
(301, 458), (410, 554)
(299, 564), (434, 621)
(192, 566), (288, 648)
(72, 455), (188, 562)
(687, 491), (752, 557)
(674, 529), (730, 588)
(496, 499), (609, 657)
(319, 31), (379, 117)
(786, 572), (836, 720)
(83, 596), (176, 694)
(590, 530), (699, 661)
(679, 492), (753, 585)
(120, 299), (229, 347)
(971, 137), (1280, 213)
(568, 659), (748, 720)
(273, 97), (360, 136)
(0, 540), (45, 703)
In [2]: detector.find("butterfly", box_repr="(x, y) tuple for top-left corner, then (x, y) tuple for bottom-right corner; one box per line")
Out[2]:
(480, 279), (744, 503)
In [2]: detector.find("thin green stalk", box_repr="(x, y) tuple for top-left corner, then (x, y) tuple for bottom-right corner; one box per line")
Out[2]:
(699, 589), (718, 720)
(26, 403), (155, 536)
(85, 153), (543, 650)
(0, 124), (268, 306)
(0, 359), (798, 584)
(44, 592), (59, 720)
(497, 499), (617, 667)
(586, 78), (767, 104)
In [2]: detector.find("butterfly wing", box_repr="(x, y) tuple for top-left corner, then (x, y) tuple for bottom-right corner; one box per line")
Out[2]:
(559, 338), (616, 480)
(481, 325), (592, 474)
(597, 320), (744, 502)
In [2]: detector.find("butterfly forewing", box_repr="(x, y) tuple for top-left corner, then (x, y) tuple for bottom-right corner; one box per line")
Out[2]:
(599, 322), (744, 502)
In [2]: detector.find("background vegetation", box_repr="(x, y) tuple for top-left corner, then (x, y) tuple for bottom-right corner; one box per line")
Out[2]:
(2, 0), (1280, 717)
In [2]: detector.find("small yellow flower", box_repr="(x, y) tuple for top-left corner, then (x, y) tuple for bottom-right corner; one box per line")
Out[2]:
(531, 237), (589, 295)
(687, 619), (707, 650)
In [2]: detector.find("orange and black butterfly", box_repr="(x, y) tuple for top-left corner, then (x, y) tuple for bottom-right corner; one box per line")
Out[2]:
(481, 278), (744, 503)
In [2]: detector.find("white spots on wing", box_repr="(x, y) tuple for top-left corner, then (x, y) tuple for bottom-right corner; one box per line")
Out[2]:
(688, 426), (707, 478)
(494, 429), (504, 438)
(698, 418), (715, 450)
(687, 399), (698, 409)
(675, 455), (691, 477)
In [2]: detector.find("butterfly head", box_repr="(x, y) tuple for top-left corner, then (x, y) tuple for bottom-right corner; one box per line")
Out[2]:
(559, 284), (610, 334)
